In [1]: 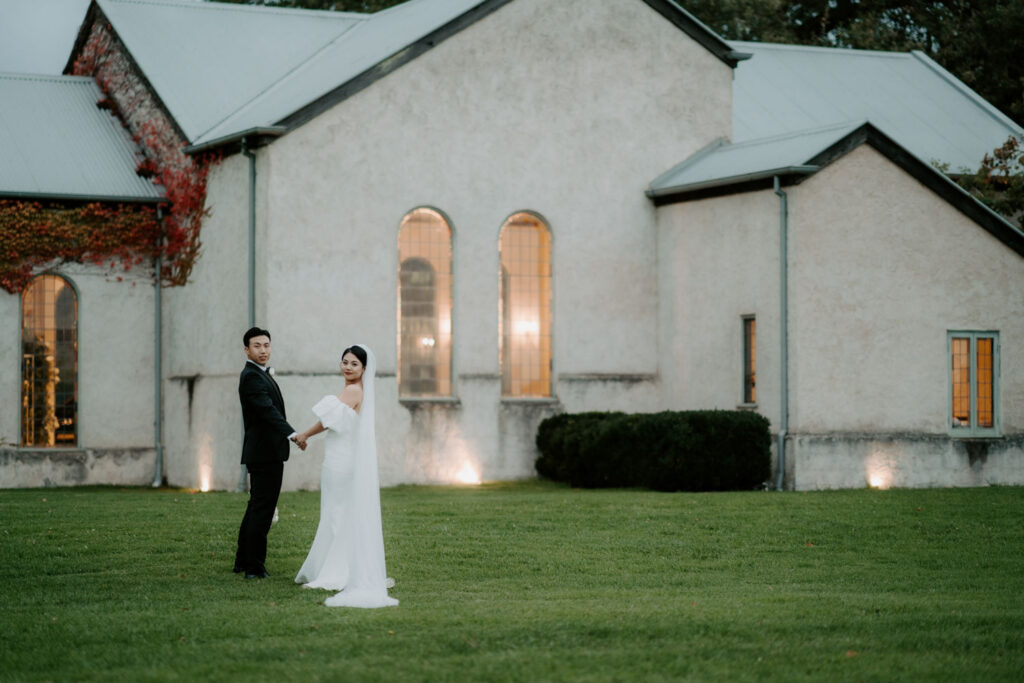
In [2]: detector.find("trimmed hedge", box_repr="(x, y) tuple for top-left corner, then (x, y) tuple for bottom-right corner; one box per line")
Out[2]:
(535, 410), (771, 491)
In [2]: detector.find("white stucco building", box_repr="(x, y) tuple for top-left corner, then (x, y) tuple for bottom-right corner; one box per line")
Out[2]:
(2, 0), (1022, 490)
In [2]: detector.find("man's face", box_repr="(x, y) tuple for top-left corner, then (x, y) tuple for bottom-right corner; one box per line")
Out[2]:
(245, 335), (271, 366)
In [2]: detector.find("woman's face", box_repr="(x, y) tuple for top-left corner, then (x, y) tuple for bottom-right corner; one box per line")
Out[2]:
(341, 352), (365, 382)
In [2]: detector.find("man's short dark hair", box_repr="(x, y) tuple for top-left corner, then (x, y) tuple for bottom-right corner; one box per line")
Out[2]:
(243, 327), (271, 347)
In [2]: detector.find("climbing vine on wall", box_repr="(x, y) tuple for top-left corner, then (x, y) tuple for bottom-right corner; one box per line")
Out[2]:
(0, 200), (160, 293)
(1, 14), (220, 294)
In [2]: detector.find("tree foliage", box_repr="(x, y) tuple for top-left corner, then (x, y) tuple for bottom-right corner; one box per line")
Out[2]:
(953, 136), (1024, 227)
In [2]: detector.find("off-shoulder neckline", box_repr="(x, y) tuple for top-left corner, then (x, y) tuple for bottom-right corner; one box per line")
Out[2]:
(323, 393), (359, 415)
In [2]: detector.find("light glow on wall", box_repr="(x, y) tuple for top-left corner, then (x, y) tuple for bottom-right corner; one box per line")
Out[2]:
(866, 450), (894, 490)
(198, 433), (214, 492)
(454, 462), (482, 485)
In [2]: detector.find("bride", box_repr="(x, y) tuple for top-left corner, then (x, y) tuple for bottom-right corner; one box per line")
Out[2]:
(293, 344), (398, 608)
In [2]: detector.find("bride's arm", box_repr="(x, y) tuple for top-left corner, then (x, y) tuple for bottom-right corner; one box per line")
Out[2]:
(297, 421), (327, 444)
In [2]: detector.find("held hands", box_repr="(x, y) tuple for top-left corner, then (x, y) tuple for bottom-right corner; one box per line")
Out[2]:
(291, 434), (308, 450)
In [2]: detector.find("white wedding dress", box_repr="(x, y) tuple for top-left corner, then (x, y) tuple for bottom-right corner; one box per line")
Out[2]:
(295, 345), (398, 608)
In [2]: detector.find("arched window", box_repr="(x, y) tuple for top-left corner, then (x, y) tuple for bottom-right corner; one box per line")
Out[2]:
(397, 208), (453, 397)
(21, 274), (78, 447)
(499, 212), (552, 397)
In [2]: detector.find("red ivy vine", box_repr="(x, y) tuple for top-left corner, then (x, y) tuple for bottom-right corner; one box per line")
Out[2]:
(0, 200), (160, 293)
(1, 16), (220, 294)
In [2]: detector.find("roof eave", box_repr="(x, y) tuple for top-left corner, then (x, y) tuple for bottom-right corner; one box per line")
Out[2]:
(183, 127), (287, 156)
(647, 166), (819, 205)
(641, 0), (751, 68)
(0, 190), (166, 204)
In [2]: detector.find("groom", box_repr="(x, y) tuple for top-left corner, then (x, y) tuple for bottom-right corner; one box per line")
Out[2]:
(234, 327), (303, 579)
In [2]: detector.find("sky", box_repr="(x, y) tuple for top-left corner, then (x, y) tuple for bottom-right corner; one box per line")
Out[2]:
(0, 0), (99, 74)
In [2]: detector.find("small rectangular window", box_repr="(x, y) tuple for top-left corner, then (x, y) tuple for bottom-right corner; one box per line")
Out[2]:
(949, 332), (999, 436)
(742, 316), (756, 404)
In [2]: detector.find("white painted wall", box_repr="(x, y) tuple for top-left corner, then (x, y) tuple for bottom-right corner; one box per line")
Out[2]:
(654, 143), (1024, 489)
(788, 145), (1024, 435)
(162, 153), (274, 490)
(0, 290), (19, 448)
(656, 189), (782, 424)
(205, 0), (734, 488)
(0, 265), (157, 486)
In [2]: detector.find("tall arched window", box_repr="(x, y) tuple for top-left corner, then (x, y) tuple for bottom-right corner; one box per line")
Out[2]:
(499, 212), (552, 397)
(398, 208), (453, 397)
(21, 274), (78, 447)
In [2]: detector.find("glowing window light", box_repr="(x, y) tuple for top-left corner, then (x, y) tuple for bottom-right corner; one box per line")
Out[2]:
(398, 207), (453, 397)
(499, 212), (552, 397)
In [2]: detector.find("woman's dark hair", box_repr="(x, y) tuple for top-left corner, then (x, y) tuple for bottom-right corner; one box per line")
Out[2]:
(243, 327), (271, 347)
(341, 345), (367, 368)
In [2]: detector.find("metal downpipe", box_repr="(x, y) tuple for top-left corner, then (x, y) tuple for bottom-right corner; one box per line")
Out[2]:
(152, 207), (164, 487)
(774, 176), (789, 490)
(238, 138), (257, 493)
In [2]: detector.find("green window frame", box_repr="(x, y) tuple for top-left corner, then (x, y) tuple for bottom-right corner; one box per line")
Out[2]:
(947, 331), (1000, 437)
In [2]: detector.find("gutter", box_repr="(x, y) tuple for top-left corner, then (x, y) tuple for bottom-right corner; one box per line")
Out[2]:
(183, 127), (285, 156)
(774, 176), (789, 490)
(646, 166), (818, 205)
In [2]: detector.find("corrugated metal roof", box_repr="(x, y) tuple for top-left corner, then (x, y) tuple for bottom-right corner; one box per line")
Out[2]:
(96, 0), (745, 148)
(648, 122), (863, 196)
(0, 72), (163, 201)
(731, 41), (1023, 172)
(192, 0), (486, 146)
(96, 0), (367, 142)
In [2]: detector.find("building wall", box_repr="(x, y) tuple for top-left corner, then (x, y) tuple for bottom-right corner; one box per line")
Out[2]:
(656, 189), (782, 422)
(654, 143), (1024, 489)
(183, 0), (733, 488)
(0, 266), (157, 487)
(161, 152), (260, 490)
(784, 144), (1024, 488)
(788, 145), (1024, 435)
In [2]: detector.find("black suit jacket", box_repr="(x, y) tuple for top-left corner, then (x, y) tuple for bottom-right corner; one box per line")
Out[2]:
(239, 362), (295, 466)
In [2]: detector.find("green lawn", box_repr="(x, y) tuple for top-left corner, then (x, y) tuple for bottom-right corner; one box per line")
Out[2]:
(1, 481), (1022, 682)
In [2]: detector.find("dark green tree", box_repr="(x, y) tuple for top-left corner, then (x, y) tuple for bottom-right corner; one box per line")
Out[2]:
(954, 136), (1024, 228)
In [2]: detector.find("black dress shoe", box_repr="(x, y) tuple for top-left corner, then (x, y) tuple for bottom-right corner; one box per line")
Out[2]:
(233, 565), (244, 574)
(245, 570), (270, 579)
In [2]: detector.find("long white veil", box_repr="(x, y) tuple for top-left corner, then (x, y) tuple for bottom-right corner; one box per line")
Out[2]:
(324, 344), (397, 608)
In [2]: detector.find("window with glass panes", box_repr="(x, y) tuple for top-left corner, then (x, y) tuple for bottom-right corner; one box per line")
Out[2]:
(21, 274), (78, 447)
(742, 316), (756, 404)
(499, 213), (552, 397)
(397, 208), (453, 397)
(949, 331), (999, 436)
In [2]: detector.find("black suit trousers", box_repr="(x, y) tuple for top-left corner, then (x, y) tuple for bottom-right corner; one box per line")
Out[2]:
(235, 460), (284, 573)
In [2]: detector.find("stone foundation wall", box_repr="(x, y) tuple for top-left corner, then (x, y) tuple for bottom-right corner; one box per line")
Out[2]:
(789, 433), (1024, 490)
(0, 448), (157, 489)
